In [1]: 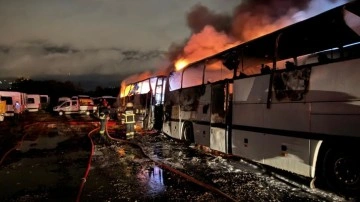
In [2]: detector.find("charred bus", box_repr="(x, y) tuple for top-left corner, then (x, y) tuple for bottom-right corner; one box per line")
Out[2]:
(162, 2), (360, 196)
(119, 75), (167, 130)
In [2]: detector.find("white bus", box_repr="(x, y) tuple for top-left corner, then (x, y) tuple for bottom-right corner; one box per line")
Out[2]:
(162, 2), (360, 196)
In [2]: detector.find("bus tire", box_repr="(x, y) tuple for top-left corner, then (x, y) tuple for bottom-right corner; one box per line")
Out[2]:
(182, 122), (194, 144)
(59, 111), (64, 116)
(322, 146), (360, 196)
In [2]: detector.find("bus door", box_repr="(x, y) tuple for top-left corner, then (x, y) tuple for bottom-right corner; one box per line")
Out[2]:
(210, 81), (232, 154)
(153, 77), (166, 130)
(1, 96), (14, 116)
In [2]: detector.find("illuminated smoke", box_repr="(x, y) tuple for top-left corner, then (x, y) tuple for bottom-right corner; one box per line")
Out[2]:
(176, 25), (239, 69)
(231, 0), (350, 41)
(232, 0), (310, 41)
(169, 0), (350, 68)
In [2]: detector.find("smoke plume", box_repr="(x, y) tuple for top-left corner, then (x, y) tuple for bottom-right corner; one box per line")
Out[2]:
(169, 0), (349, 66)
(187, 4), (232, 34)
(232, 0), (312, 41)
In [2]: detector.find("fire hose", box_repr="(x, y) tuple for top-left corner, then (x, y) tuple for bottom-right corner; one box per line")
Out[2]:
(75, 127), (99, 202)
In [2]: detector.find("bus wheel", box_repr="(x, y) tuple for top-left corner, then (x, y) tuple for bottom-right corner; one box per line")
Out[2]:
(323, 147), (360, 196)
(182, 122), (194, 144)
(59, 111), (64, 116)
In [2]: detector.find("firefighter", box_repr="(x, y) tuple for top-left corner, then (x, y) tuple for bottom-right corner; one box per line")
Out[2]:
(123, 102), (135, 139)
(98, 112), (108, 144)
(13, 101), (21, 121)
(101, 98), (109, 114)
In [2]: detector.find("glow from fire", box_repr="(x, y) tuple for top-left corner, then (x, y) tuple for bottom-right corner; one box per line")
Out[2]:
(120, 0), (348, 97)
(172, 25), (240, 72)
(119, 67), (169, 99)
(171, 1), (347, 74)
(175, 59), (188, 71)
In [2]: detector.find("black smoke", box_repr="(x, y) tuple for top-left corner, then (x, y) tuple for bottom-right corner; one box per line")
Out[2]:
(186, 4), (232, 34)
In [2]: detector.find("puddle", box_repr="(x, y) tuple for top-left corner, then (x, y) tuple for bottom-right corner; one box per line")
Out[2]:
(138, 165), (166, 195)
(81, 143), (221, 201)
(20, 136), (71, 152)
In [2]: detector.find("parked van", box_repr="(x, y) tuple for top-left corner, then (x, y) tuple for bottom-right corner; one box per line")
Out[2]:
(53, 97), (97, 116)
(57, 97), (71, 106)
(26, 94), (41, 112)
(0, 91), (27, 116)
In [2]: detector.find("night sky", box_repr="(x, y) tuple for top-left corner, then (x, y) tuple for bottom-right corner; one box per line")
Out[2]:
(0, 0), (349, 90)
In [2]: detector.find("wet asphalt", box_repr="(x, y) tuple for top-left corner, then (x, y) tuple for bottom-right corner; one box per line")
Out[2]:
(0, 112), (355, 202)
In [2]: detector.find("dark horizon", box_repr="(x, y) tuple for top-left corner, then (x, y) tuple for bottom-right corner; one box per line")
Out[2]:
(0, 74), (123, 92)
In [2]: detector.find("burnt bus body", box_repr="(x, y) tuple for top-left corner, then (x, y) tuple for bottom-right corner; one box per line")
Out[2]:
(162, 2), (360, 197)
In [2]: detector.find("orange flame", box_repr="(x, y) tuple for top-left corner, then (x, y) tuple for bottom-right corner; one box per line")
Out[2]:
(175, 59), (188, 71)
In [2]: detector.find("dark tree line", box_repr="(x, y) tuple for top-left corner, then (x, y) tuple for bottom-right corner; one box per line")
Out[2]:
(3, 77), (119, 108)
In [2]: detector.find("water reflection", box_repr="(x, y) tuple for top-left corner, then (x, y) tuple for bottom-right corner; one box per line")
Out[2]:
(20, 135), (70, 152)
(146, 165), (165, 195)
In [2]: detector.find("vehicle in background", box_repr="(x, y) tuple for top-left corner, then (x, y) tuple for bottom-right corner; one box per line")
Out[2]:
(40, 95), (50, 110)
(72, 95), (90, 100)
(53, 97), (97, 116)
(26, 94), (41, 112)
(0, 97), (5, 121)
(57, 97), (71, 106)
(119, 76), (166, 130)
(93, 96), (118, 119)
(0, 91), (27, 116)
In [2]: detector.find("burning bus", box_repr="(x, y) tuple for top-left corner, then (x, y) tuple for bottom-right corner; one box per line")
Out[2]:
(161, 2), (360, 197)
(118, 72), (167, 131)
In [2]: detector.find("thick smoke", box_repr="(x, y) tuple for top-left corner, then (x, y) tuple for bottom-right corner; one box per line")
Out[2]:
(233, 0), (312, 20)
(168, 4), (234, 63)
(167, 40), (188, 62)
(232, 0), (311, 41)
(187, 4), (232, 34)
(168, 0), (349, 65)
